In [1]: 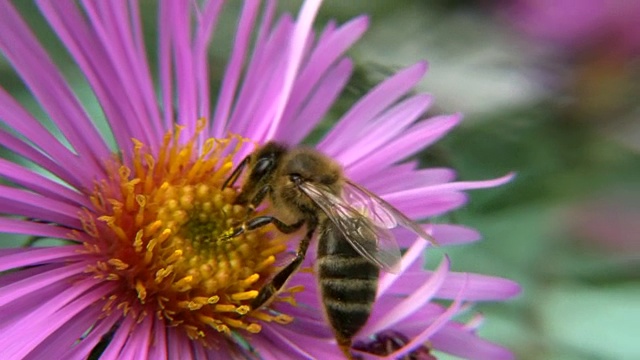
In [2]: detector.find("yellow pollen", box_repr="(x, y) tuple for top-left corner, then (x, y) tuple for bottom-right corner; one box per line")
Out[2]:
(231, 290), (259, 301)
(81, 129), (301, 346)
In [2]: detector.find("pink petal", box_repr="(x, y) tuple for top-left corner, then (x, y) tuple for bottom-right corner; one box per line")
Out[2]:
(319, 62), (428, 155)
(377, 238), (430, 296)
(0, 89), (95, 188)
(0, 218), (77, 240)
(384, 276), (467, 359)
(60, 312), (121, 360)
(23, 304), (103, 360)
(431, 224), (482, 246)
(435, 272), (522, 301)
(274, 57), (353, 144)
(0, 128), (83, 190)
(0, 261), (87, 307)
(2, 1), (110, 167)
(99, 313), (135, 360)
(0, 158), (89, 207)
(227, 15), (294, 138)
(338, 94), (433, 167)
(264, 0), (323, 140)
(0, 246), (84, 272)
(148, 318), (168, 360)
(359, 164), (456, 193)
(2, 280), (113, 359)
(431, 323), (515, 360)
(0, 186), (83, 229)
(81, 1), (163, 148)
(193, 1), (226, 134)
(118, 313), (153, 360)
(211, 1), (261, 137)
(363, 257), (450, 336)
(346, 113), (461, 177)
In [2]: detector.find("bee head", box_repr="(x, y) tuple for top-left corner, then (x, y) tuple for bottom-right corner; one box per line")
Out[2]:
(283, 149), (342, 188)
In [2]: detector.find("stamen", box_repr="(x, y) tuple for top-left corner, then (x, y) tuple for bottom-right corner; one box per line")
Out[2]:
(80, 131), (300, 346)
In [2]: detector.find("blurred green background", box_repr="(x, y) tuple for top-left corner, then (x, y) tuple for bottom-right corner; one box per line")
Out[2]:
(309, 1), (640, 359)
(3, 1), (639, 359)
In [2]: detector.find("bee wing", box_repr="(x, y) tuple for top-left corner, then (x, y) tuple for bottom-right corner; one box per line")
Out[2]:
(344, 180), (438, 246)
(298, 182), (402, 273)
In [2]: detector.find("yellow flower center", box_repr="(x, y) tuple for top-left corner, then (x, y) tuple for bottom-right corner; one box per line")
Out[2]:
(80, 123), (297, 343)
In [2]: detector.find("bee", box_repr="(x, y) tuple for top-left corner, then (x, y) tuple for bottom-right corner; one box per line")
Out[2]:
(221, 141), (435, 359)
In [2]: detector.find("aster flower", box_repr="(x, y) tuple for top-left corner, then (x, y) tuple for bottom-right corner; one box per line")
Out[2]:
(0, 1), (519, 359)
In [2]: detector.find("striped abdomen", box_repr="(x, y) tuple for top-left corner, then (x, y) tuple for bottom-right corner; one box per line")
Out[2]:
(317, 220), (379, 356)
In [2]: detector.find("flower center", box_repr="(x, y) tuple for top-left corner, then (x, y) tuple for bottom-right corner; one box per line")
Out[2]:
(81, 124), (295, 342)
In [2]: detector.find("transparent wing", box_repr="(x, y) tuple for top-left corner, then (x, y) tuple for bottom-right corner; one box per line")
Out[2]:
(343, 180), (438, 245)
(298, 182), (402, 273)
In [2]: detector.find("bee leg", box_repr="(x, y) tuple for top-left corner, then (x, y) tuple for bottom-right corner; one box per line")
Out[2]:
(240, 184), (271, 214)
(222, 155), (250, 189)
(219, 216), (304, 241)
(250, 217), (317, 310)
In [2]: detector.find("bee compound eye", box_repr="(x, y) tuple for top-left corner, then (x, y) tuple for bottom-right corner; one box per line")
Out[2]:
(289, 174), (302, 184)
(253, 158), (273, 177)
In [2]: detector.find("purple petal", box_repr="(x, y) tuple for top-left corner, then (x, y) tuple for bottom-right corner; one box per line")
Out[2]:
(1, 1), (111, 166)
(166, 327), (195, 360)
(435, 272), (522, 301)
(118, 314), (153, 360)
(0, 89), (96, 188)
(346, 113), (461, 177)
(261, 326), (328, 359)
(264, 0), (323, 140)
(363, 257), (450, 336)
(431, 323), (515, 360)
(193, 1), (226, 136)
(2, 280), (113, 359)
(0, 261), (87, 307)
(274, 16), (369, 142)
(99, 311), (136, 360)
(359, 164), (456, 193)
(274, 57), (353, 144)
(23, 304), (103, 360)
(165, 1), (197, 135)
(81, 1), (164, 148)
(319, 62), (428, 155)
(431, 224), (482, 245)
(377, 238), (430, 296)
(389, 191), (469, 220)
(0, 266), (69, 331)
(0, 246), (84, 272)
(60, 312), (121, 360)
(0, 186), (83, 229)
(0, 218), (78, 240)
(0, 158), (89, 207)
(0, 128), (83, 190)
(386, 172), (516, 199)
(282, 15), (368, 124)
(385, 277), (467, 359)
(338, 94), (434, 167)
(148, 318), (168, 360)
(211, 1), (261, 137)
(227, 15), (294, 138)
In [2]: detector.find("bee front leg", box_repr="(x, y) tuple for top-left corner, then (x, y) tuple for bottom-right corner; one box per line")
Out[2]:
(250, 217), (317, 310)
(222, 155), (250, 189)
(219, 216), (304, 241)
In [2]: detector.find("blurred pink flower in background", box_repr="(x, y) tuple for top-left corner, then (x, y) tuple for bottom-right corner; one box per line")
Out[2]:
(505, 0), (640, 56)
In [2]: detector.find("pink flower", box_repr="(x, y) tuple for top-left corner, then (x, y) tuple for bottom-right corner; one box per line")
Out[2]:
(0, 1), (519, 359)
(505, 0), (640, 57)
